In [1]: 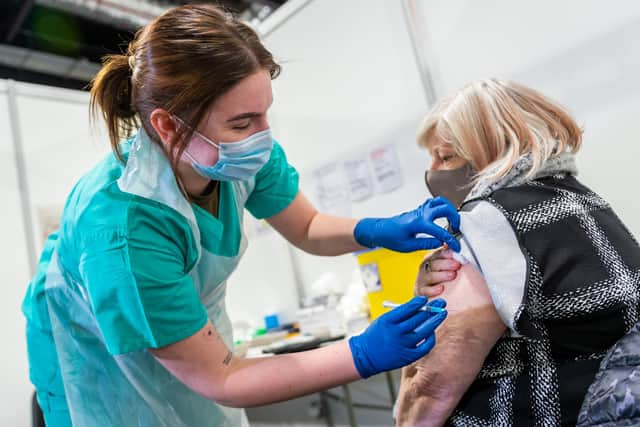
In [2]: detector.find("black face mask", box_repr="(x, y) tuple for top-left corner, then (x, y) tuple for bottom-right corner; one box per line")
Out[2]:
(425, 163), (475, 208)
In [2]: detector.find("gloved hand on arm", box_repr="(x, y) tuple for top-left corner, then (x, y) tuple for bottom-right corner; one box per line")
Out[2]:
(348, 296), (447, 378)
(354, 196), (461, 253)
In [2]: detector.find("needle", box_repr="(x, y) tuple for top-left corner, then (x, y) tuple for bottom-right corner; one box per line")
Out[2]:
(382, 300), (449, 313)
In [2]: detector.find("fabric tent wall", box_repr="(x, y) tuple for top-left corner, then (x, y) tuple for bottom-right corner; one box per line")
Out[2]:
(409, 0), (640, 236)
(262, 0), (640, 303)
(0, 81), (110, 426)
(0, 81), (34, 427)
(260, 0), (434, 301)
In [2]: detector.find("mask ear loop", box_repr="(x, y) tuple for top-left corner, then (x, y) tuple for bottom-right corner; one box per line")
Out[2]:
(171, 116), (221, 202)
(167, 116), (195, 200)
(182, 149), (198, 164)
(172, 115), (221, 165)
(190, 128), (220, 149)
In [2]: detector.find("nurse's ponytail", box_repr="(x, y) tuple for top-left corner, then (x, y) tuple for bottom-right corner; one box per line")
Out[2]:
(90, 52), (139, 162)
(89, 4), (281, 164)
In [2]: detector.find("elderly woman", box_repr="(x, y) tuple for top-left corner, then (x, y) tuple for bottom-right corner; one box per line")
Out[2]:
(395, 79), (640, 426)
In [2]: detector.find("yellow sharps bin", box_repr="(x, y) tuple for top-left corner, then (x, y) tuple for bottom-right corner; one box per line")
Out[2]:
(355, 248), (432, 319)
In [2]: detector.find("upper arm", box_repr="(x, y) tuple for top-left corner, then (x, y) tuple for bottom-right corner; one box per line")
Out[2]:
(398, 264), (506, 426)
(419, 263), (506, 389)
(79, 199), (207, 355)
(439, 262), (495, 312)
(398, 201), (526, 425)
(425, 263), (507, 394)
(245, 141), (300, 219)
(149, 320), (236, 404)
(81, 200), (236, 402)
(266, 191), (318, 244)
(457, 201), (527, 331)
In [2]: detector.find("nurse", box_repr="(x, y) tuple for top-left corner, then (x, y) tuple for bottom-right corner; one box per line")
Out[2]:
(22, 4), (459, 426)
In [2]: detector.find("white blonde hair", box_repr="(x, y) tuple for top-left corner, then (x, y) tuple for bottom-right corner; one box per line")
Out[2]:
(418, 79), (582, 185)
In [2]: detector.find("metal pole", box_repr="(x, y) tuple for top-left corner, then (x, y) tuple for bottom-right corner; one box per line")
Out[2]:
(319, 391), (335, 427)
(342, 384), (358, 427)
(385, 371), (397, 404)
(401, 0), (439, 106)
(286, 244), (307, 305)
(5, 0), (35, 43)
(7, 80), (38, 276)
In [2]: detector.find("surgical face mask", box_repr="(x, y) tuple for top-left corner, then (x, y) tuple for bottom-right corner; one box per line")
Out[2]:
(183, 128), (273, 182)
(425, 163), (475, 207)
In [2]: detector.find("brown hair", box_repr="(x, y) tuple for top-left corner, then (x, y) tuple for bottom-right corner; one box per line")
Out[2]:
(418, 79), (582, 185)
(89, 4), (280, 164)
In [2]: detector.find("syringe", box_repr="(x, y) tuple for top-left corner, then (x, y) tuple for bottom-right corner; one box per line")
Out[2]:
(382, 300), (447, 313)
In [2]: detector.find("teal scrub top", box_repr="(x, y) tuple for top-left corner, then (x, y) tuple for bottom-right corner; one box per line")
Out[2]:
(22, 129), (299, 426)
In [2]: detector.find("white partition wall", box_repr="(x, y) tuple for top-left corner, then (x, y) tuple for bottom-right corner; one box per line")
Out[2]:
(16, 83), (110, 256)
(261, 0), (434, 297)
(0, 80), (110, 426)
(225, 225), (301, 328)
(408, 0), (640, 235)
(0, 81), (34, 427)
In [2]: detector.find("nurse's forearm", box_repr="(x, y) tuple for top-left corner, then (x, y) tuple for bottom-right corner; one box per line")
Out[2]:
(152, 321), (361, 408)
(299, 213), (363, 255)
(217, 340), (361, 407)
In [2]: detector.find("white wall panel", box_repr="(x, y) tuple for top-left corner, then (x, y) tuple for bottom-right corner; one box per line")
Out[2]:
(262, 0), (434, 295)
(226, 227), (300, 329)
(412, 0), (640, 235)
(1, 81), (109, 426)
(0, 81), (34, 426)
(15, 82), (109, 254)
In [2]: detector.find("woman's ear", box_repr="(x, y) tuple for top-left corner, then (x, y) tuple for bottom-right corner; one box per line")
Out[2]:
(149, 108), (177, 148)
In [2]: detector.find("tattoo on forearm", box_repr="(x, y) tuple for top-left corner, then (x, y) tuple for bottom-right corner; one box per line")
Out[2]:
(201, 326), (231, 365)
(223, 351), (233, 365)
(203, 327), (222, 341)
(203, 328), (216, 340)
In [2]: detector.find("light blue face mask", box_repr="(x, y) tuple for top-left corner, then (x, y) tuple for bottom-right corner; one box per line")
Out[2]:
(184, 128), (274, 182)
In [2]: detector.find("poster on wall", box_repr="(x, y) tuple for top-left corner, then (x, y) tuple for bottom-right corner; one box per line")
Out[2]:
(312, 161), (351, 217)
(369, 144), (403, 193)
(343, 156), (373, 202)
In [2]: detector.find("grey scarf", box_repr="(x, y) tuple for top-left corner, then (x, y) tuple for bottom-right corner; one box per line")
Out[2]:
(466, 152), (578, 201)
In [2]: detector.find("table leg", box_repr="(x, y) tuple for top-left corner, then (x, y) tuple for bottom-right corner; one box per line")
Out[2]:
(319, 391), (335, 427)
(385, 371), (397, 404)
(341, 384), (357, 427)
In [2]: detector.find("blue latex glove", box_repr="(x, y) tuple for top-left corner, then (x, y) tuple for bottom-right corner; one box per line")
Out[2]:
(348, 297), (447, 378)
(354, 196), (461, 252)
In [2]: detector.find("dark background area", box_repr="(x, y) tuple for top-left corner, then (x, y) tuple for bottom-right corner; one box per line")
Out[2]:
(0, 0), (287, 90)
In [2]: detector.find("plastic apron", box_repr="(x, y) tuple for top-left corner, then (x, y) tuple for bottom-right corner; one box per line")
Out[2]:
(44, 129), (252, 426)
